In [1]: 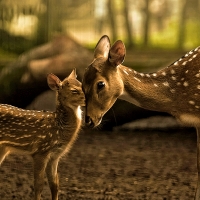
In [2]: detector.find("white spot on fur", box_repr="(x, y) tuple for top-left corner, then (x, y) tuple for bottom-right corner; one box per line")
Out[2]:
(183, 81), (189, 87)
(189, 50), (193, 54)
(134, 77), (141, 82)
(39, 135), (46, 139)
(197, 85), (200, 89)
(123, 70), (129, 75)
(162, 72), (166, 76)
(189, 100), (195, 105)
(170, 89), (176, 93)
(171, 69), (176, 74)
(163, 82), (169, 87)
(182, 61), (187, 65)
(193, 54), (197, 58)
(171, 76), (176, 80)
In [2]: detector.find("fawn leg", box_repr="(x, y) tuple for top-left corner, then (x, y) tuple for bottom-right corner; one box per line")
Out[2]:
(46, 158), (59, 200)
(0, 146), (9, 165)
(33, 154), (49, 200)
(195, 128), (200, 200)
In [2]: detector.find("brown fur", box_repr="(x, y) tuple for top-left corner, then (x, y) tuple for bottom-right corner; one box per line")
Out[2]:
(0, 69), (85, 200)
(82, 35), (200, 199)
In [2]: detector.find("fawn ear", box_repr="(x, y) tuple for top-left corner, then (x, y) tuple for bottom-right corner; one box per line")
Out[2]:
(68, 69), (77, 79)
(94, 35), (111, 59)
(108, 40), (126, 67)
(47, 73), (61, 91)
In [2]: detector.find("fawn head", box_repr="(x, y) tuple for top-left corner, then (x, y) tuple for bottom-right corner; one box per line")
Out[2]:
(48, 69), (85, 109)
(82, 35), (126, 127)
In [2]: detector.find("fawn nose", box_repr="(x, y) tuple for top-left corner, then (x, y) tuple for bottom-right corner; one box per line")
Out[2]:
(85, 116), (95, 128)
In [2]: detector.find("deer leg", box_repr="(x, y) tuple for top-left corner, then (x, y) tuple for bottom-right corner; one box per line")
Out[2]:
(33, 154), (48, 200)
(46, 158), (59, 200)
(0, 146), (9, 165)
(195, 128), (200, 200)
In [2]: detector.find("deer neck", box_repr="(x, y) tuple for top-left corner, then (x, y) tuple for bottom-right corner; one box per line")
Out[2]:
(118, 65), (174, 113)
(55, 103), (82, 131)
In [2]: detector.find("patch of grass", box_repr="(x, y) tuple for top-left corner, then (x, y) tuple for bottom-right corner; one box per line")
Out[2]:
(0, 48), (18, 61)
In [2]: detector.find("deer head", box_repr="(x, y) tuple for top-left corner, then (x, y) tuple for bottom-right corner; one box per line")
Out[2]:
(48, 69), (85, 109)
(82, 35), (126, 127)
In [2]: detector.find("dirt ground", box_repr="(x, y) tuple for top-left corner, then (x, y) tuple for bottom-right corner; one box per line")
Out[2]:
(0, 128), (198, 200)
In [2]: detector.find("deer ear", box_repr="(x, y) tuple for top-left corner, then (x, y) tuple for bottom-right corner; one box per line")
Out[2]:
(68, 68), (77, 79)
(47, 73), (61, 91)
(109, 40), (126, 67)
(94, 35), (111, 59)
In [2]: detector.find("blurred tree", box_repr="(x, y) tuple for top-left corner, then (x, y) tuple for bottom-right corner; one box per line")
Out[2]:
(94, 0), (108, 35)
(177, 0), (200, 49)
(36, 0), (48, 45)
(0, 0), (40, 52)
(123, 0), (134, 48)
(177, 0), (188, 49)
(107, 0), (117, 41)
(143, 0), (150, 47)
(36, 0), (64, 45)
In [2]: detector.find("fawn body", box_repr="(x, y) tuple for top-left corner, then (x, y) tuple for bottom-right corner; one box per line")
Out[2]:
(0, 69), (85, 200)
(82, 35), (200, 199)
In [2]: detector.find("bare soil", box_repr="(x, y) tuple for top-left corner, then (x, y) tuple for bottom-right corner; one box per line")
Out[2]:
(0, 128), (198, 200)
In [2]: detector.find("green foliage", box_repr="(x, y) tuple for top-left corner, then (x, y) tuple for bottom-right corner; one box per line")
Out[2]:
(184, 20), (200, 49)
(0, 48), (18, 61)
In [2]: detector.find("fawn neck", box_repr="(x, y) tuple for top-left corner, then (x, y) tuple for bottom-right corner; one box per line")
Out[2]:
(55, 103), (82, 132)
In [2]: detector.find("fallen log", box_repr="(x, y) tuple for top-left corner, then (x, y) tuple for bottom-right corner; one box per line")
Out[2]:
(0, 34), (92, 107)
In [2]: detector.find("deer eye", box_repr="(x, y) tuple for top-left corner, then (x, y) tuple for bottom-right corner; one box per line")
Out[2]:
(97, 81), (105, 91)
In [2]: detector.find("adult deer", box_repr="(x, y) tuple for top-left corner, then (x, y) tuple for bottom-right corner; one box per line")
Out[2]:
(0, 69), (85, 200)
(82, 35), (200, 199)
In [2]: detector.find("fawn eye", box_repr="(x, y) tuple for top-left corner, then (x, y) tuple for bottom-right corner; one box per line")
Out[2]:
(97, 81), (105, 91)
(71, 89), (79, 94)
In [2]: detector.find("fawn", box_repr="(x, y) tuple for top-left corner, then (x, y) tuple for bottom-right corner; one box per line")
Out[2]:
(82, 35), (200, 199)
(0, 69), (85, 200)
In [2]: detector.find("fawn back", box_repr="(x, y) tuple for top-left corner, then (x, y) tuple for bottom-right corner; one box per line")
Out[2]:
(0, 69), (85, 200)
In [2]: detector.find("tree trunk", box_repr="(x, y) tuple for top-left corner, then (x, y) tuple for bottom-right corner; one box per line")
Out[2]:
(143, 0), (150, 47)
(123, 0), (134, 48)
(107, 0), (117, 42)
(177, 0), (188, 49)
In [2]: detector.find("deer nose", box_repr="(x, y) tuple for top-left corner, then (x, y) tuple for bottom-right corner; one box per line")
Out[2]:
(85, 116), (94, 128)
